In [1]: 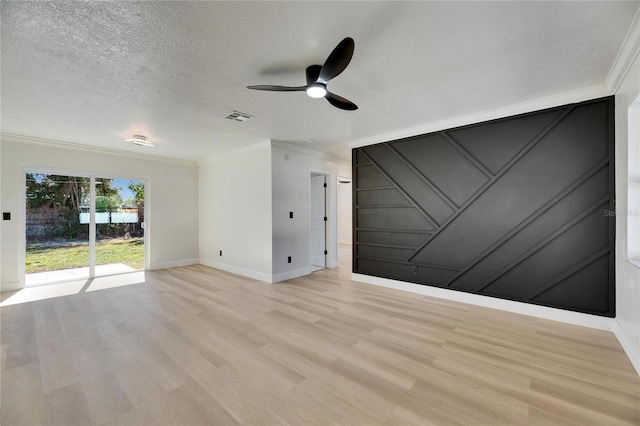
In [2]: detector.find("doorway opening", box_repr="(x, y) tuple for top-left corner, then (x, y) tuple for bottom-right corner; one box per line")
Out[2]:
(24, 171), (146, 286)
(310, 172), (328, 271)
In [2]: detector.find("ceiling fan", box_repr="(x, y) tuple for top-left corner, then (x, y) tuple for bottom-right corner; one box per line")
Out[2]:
(247, 37), (358, 111)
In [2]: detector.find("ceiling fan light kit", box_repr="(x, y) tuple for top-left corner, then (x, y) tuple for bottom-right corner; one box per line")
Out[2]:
(247, 37), (358, 111)
(124, 135), (153, 147)
(306, 83), (327, 99)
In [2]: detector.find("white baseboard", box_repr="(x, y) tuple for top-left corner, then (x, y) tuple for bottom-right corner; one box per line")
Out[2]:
(272, 267), (311, 283)
(199, 258), (272, 283)
(149, 258), (199, 271)
(613, 319), (640, 376)
(352, 273), (615, 331)
(0, 281), (21, 293)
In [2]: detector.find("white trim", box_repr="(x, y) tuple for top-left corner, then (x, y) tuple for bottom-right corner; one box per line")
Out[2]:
(1, 133), (197, 166)
(348, 85), (611, 149)
(272, 267), (311, 283)
(0, 281), (21, 293)
(309, 171), (331, 271)
(149, 258), (199, 270)
(272, 140), (333, 160)
(89, 176), (96, 277)
(606, 8), (640, 93)
(613, 319), (640, 376)
(199, 258), (272, 283)
(352, 273), (615, 331)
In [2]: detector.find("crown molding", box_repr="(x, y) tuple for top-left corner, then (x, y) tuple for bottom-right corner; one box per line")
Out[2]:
(348, 85), (611, 149)
(270, 140), (335, 161)
(606, 7), (640, 93)
(0, 133), (197, 167)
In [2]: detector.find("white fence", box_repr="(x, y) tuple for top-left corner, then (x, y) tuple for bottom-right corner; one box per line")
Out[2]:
(79, 212), (138, 224)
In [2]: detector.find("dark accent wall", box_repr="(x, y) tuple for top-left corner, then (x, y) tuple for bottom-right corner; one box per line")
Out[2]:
(353, 97), (615, 317)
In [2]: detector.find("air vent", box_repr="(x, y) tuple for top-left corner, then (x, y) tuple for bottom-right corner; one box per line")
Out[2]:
(223, 111), (253, 122)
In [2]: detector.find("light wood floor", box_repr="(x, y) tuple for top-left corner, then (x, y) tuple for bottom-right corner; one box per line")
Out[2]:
(2, 246), (639, 425)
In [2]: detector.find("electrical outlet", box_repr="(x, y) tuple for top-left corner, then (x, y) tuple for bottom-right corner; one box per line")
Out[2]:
(2, 212), (10, 220)
(219, 250), (222, 256)
(289, 211), (293, 218)
(288, 256), (291, 263)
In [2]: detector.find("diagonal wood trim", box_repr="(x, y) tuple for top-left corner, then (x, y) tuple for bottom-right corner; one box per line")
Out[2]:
(353, 97), (615, 316)
(472, 197), (610, 293)
(443, 158), (610, 288)
(405, 105), (576, 263)
(440, 132), (494, 178)
(385, 144), (460, 210)
(358, 150), (440, 230)
(524, 248), (611, 301)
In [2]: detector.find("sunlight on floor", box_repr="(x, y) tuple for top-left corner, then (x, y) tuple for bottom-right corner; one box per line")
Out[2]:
(0, 271), (146, 307)
(25, 263), (137, 286)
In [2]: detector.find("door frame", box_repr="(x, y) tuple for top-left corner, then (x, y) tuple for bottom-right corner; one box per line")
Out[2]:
(20, 166), (149, 288)
(309, 170), (338, 270)
(309, 172), (328, 270)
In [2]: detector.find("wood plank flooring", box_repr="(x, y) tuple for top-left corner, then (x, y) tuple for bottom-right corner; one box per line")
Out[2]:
(1, 246), (639, 425)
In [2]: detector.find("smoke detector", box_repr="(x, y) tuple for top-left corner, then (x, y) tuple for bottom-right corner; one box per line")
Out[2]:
(223, 111), (253, 122)
(124, 135), (153, 147)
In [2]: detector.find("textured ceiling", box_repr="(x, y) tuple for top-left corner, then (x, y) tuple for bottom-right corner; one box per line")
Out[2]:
(1, 1), (638, 162)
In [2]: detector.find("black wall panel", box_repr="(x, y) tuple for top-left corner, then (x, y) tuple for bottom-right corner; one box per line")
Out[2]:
(353, 97), (615, 316)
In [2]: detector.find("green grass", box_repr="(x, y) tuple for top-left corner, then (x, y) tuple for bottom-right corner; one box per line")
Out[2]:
(25, 238), (144, 273)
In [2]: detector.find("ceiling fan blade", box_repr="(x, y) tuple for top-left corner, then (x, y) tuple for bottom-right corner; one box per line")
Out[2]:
(318, 37), (354, 83)
(305, 65), (322, 86)
(247, 85), (306, 92)
(325, 91), (358, 111)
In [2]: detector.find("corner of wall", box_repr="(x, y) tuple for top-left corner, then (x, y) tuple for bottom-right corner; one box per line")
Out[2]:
(612, 15), (640, 378)
(198, 142), (273, 279)
(613, 319), (640, 376)
(199, 258), (273, 283)
(0, 281), (21, 293)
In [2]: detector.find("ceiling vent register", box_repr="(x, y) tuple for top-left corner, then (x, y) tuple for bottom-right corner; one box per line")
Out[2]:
(223, 111), (253, 122)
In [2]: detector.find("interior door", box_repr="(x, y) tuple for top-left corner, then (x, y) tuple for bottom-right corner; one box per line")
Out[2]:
(310, 174), (326, 268)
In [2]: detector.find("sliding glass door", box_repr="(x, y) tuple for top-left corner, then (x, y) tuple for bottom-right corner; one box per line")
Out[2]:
(25, 171), (145, 286)
(25, 173), (91, 285)
(94, 178), (145, 277)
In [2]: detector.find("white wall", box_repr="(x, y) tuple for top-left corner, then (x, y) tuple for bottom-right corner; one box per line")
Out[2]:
(271, 142), (351, 282)
(0, 137), (200, 291)
(614, 50), (640, 375)
(338, 180), (353, 244)
(198, 143), (273, 282)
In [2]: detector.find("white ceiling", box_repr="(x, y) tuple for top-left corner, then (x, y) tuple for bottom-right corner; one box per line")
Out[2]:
(2, 1), (638, 162)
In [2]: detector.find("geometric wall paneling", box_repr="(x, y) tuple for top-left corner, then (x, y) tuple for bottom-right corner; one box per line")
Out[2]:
(353, 97), (615, 316)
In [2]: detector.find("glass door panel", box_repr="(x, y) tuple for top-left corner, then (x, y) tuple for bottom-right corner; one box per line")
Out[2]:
(25, 173), (90, 286)
(95, 178), (145, 277)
